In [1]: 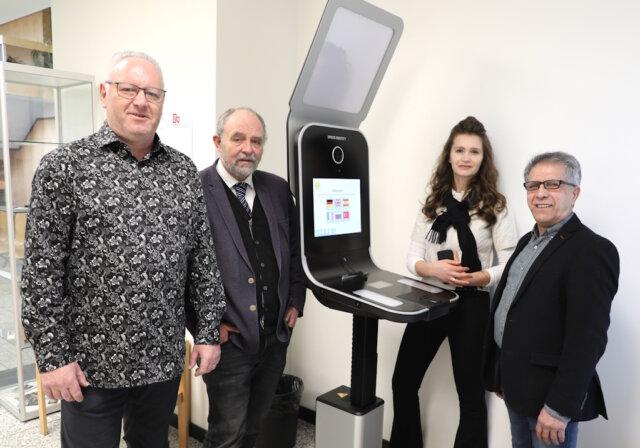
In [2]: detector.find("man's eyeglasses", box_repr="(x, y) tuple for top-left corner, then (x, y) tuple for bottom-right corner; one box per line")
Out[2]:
(105, 81), (166, 103)
(523, 179), (577, 191)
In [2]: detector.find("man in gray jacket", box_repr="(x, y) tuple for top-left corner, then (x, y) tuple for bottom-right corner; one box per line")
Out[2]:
(194, 107), (306, 448)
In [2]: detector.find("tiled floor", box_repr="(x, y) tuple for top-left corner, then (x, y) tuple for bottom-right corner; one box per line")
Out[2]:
(0, 405), (315, 448)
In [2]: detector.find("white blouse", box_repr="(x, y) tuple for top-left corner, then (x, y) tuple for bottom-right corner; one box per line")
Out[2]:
(406, 190), (518, 290)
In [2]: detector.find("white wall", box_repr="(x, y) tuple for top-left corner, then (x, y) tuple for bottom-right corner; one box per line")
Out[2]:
(215, 0), (300, 179)
(51, 0), (640, 446)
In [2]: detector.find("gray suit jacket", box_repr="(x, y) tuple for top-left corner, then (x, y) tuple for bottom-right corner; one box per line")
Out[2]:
(194, 161), (306, 353)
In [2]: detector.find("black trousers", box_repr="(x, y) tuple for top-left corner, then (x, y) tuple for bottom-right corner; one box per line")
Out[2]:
(60, 377), (181, 448)
(202, 333), (288, 448)
(390, 290), (490, 448)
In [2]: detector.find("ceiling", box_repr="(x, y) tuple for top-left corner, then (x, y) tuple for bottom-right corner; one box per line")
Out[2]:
(0, 0), (50, 26)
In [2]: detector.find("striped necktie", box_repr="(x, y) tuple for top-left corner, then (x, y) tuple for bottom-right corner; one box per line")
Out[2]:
(234, 182), (252, 218)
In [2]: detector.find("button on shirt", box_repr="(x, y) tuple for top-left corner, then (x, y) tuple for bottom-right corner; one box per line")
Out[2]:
(494, 213), (574, 348)
(21, 122), (227, 388)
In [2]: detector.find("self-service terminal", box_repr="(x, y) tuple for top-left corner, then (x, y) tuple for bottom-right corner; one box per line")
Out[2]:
(297, 124), (457, 323)
(286, 1), (459, 446)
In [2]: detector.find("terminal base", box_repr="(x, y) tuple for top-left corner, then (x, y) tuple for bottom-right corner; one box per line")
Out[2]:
(315, 385), (384, 448)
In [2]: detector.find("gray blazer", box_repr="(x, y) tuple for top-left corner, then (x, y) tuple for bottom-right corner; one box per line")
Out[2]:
(194, 161), (306, 353)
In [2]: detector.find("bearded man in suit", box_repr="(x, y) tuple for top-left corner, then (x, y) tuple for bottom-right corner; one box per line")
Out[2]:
(193, 107), (306, 448)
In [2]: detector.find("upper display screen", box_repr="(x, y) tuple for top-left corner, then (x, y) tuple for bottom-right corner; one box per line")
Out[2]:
(302, 7), (394, 114)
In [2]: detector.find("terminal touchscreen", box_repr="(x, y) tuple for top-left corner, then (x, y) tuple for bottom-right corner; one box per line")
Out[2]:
(312, 178), (362, 238)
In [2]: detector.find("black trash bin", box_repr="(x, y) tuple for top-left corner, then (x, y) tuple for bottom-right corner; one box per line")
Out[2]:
(255, 374), (304, 448)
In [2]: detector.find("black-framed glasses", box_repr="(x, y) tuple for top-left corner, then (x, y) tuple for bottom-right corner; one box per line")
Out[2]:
(523, 179), (577, 191)
(105, 81), (166, 103)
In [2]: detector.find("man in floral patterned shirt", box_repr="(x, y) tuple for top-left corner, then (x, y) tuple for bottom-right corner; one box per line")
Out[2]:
(21, 51), (226, 448)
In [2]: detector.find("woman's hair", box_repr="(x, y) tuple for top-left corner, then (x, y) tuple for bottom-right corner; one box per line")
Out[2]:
(422, 116), (506, 226)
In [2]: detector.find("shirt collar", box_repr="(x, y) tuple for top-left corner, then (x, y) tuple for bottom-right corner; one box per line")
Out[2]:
(216, 159), (254, 191)
(95, 121), (164, 159)
(531, 212), (574, 240)
(451, 188), (468, 201)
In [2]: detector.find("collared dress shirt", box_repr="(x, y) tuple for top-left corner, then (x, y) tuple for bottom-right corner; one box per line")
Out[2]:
(216, 161), (256, 209)
(21, 122), (227, 388)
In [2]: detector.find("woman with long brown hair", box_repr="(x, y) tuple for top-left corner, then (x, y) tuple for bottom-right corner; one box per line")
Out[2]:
(390, 116), (518, 447)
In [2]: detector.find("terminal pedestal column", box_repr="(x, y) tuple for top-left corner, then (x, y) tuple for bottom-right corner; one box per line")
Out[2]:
(316, 315), (385, 448)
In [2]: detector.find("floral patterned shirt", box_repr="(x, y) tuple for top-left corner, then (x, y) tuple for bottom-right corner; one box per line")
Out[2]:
(21, 122), (227, 388)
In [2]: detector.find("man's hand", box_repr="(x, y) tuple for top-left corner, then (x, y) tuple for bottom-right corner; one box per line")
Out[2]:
(284, 306), (299, 328)
(536, 407), (568, 446)
(189, 344), (221, 377)
(220, 322), (240, 344)
(40, 362), (89, 402)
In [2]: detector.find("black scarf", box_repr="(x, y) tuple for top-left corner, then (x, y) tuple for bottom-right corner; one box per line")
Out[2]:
(426, 190), (482, 272)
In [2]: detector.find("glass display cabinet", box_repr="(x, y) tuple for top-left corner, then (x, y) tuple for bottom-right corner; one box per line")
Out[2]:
(0, 55), (95, 421)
